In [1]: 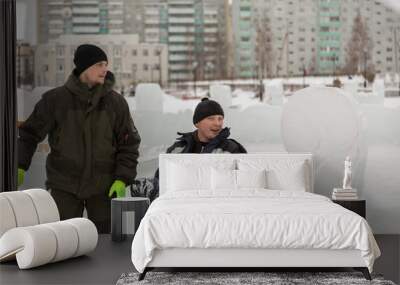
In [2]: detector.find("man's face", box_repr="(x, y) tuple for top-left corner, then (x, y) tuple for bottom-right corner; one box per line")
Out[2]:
(82, 61), (108, 85)
(195, 115), (224, 142)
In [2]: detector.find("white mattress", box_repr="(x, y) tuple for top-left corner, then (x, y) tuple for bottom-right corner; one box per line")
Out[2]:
(131, 190), (380, 273)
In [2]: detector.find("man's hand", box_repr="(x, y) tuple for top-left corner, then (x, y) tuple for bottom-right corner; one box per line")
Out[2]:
(108, 180), (126, 198)
(18, 168), (25, 187)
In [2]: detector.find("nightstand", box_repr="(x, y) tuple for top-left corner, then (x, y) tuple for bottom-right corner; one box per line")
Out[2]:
(332, 199), (366, 218)
(111, 197), (150, 242)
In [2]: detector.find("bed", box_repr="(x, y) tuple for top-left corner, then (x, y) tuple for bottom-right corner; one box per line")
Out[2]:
(131, 153), (380, 280)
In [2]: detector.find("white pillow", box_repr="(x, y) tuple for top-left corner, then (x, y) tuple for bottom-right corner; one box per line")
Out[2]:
(267, 163), (307, 191)
(167, 162), (211, 192)
(211, 168), (268, 191)
(237, 159), (309, 191)
(211, 168), (236, 190)
(236, 169), (268, 189)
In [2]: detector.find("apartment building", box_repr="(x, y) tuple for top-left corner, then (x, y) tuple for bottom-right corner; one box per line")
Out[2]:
(34, 34), (168, 89)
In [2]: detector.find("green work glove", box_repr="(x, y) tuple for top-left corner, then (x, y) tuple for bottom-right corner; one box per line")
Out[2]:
(108, 180), (126, 198)
(18, 168), (25, 187)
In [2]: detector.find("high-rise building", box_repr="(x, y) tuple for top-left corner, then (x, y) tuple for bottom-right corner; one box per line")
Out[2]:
(317, 0), (341, 75)
(231, 0), (400, 78)
(345, 0), (400, 75)
(232, 0), (318, 78)
(231, 0), (253, 78)
(140, 0), (227, 82)
(37, 0), (140, 43)
(165, 0), (227, 81)
(142, 0), (168, 44)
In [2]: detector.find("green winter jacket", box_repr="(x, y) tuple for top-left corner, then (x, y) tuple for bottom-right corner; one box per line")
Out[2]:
(18, 71), (141, 198)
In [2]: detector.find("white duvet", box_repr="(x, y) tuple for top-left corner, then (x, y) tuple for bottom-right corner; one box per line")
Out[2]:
(131, 190), (380, 273)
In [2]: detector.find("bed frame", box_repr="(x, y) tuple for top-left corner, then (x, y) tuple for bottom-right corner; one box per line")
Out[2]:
(140, 248), (370, 280)
(139, 153), (371, 281)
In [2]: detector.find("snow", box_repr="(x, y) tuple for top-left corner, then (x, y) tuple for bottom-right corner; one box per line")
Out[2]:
(264, 79), (284, 105)
(135, 83), (164, 112)
(209, 84), (232, 109)
(17, 77), (400, 234)
(281, 86), (367, 200)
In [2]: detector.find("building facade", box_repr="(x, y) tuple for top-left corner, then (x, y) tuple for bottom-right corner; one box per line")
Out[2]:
(34, 34), (168, 89)
(37, 0), (141, 43)
(231, 0), (400, 78)
(140, 0), (228, 82)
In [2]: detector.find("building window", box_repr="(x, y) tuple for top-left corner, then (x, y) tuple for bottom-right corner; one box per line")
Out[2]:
(56, 46), (65, 57)
(114, 58), (122, 71)
(132, 49), (137, 56)
(56, 59), (64, 72)
(143, 64), (148, 71)
(143, 49), (149, 56)
(114, 46), (122, 57)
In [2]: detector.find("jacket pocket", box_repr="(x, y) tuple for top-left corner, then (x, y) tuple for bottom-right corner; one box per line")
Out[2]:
(47, 154), (81, 177)
(46, 154), (80, 193)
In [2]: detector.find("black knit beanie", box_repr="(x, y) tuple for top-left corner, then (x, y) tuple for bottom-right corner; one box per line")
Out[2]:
(193, 98), (224, 125)
(73, 44), (108, 75)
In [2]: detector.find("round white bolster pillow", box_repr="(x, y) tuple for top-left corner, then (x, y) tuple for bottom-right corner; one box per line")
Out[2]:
(0, 218), (98, 269)
(0, 189), (60, 237)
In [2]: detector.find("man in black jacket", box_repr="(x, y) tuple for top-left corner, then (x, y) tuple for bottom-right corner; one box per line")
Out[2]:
(166, 98), (246, 154)
(132, 98), (246, 202)
(18, 44), (141, 233)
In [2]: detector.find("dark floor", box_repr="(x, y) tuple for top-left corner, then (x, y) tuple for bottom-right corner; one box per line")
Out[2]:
(0, 234), (398, 285)
(0, 235), (134, 285)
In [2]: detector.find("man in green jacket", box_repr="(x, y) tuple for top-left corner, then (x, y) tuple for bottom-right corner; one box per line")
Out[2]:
(17, 44), (141, 233)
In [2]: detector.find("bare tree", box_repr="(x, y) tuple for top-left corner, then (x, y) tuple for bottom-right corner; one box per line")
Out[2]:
(308, 54), (317, 76)
(185, 43), (197, 90)
(344, 11), (373, 76)
(254, 16), (273, 101)
(215, 28), (229, 80)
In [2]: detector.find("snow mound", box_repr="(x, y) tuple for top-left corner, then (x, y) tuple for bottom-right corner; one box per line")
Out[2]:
(135, 83), (164, 112)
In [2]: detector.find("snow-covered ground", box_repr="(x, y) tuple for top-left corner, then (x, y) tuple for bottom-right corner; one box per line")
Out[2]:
(384, 97), (400, 109)
(18, 78), (400, 234)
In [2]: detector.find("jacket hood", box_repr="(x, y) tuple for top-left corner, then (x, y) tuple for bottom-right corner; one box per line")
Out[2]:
(65, 70), (115, 101)
(176, 127), (230, 143)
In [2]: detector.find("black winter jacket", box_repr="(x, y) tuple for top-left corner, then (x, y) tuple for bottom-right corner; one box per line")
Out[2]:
(166, 127), (247, 154)
(18, 71), (141, 198)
